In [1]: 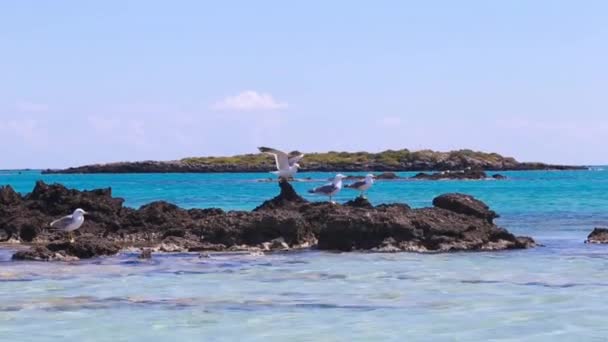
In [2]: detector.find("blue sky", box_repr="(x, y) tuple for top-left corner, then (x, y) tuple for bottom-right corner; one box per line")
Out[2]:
(1, 1), (606, 168)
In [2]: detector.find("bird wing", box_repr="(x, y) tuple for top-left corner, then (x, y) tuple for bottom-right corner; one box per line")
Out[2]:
(258, 147), (290, 170)
(346, 180), (366, 189)
(313, 184), (337, 194)
(50, 215), (73, 230)
(288, 154), (304, 166)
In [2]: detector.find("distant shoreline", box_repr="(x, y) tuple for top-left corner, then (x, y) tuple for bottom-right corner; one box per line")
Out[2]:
(40, 149), (587, 174)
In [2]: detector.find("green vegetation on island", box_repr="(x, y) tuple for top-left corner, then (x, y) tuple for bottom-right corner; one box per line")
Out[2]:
(43, 148), (585, 174)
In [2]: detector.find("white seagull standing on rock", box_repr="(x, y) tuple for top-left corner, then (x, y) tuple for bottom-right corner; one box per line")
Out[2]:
(345, 174), (376, 198)
(308, 174), (347, 203)
(258, 147), (304, 181)
(50, 208), (88, 243)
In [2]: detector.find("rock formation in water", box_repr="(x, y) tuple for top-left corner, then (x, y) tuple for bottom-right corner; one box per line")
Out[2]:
(585, 228), (608, 244)
(2, 181), (535, 261)
(411, 169), (506, 180)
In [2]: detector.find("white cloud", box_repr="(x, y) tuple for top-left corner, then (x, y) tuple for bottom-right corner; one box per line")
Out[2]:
(211, 90), (288, 111)
(15, 101), (49, 113)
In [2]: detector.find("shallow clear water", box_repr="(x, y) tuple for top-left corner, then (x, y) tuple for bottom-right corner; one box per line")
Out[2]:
(1, 169), (608, 341)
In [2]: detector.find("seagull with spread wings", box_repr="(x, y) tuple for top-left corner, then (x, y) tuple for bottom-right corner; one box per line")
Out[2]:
(258, 147), (304, 180)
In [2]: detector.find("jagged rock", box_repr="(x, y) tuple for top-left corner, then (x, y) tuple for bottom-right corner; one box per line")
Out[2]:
(492, 174), (507, 180)
(432, 193), (499, 223)
(586, 228), (608, 244)
(0, 186), (21, 206)
(344, 197), (374, 209)
(253, 180), (308, 211)
(4, 180), (533, 260)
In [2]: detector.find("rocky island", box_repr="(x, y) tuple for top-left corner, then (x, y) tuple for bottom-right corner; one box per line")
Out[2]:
(1, 180), (535, 261)
(42, 149), (585, 174)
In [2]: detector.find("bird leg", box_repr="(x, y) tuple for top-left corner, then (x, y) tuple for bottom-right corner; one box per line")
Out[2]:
(69, 231), (75, 243)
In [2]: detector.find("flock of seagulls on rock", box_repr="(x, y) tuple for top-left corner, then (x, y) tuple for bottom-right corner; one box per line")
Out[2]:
(259, 146), (376, 203)
(49, 146), (376, 241)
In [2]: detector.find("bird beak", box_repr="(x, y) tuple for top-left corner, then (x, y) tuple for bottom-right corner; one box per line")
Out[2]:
(83, 211), (89, 215)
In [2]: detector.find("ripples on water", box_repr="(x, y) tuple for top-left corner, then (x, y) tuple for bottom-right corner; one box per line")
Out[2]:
(1, 170), (608, 341)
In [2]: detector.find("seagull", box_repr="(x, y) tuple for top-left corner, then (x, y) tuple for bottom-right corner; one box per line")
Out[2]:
(308, 174), (347, 203)
(50, 208), (88, 243)
(258, 147), (304, 181)
(345, 174), (376, 198)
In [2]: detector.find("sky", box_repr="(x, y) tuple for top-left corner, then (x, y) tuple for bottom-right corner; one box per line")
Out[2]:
(1, 0), (607, 169)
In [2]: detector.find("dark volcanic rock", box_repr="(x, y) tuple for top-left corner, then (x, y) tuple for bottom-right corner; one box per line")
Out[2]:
(433, 193), (499, 224)
(344, 172), (401, 181)
(13, 238), (120, 261)
(12, 246), (57, 261)
(585, 228), (608, 244)
(0, 186), (22, 206)
(492, 174), (507, 180)
(253, 180), (308, 211)
(314, 204), (531, 252)
(376, 172), (400, 180)
(344, 197), (374, 209)
(3, 180), (533, 260)
(46, 237), (121, 258)
(26, 181), (124, 216)
(412, 169), (488, 180)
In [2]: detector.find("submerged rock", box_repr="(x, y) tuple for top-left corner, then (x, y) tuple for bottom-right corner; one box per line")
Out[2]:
(344, 172), (401, 181)
(375, 172), (400, 180)
(412, 169), (488, 180)
(12, 246), (55, 261)
(585, 228), (608, 244)
(138, 248), (152, 259)
(12, 246), (79, 262)
(3, 181), (534, 260)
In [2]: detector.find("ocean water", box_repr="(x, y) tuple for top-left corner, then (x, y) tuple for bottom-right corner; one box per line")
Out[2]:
(1, 169), (608, 341)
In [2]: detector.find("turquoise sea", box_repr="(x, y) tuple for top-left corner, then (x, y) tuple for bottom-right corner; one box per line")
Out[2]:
(1, 169), (608, 341)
